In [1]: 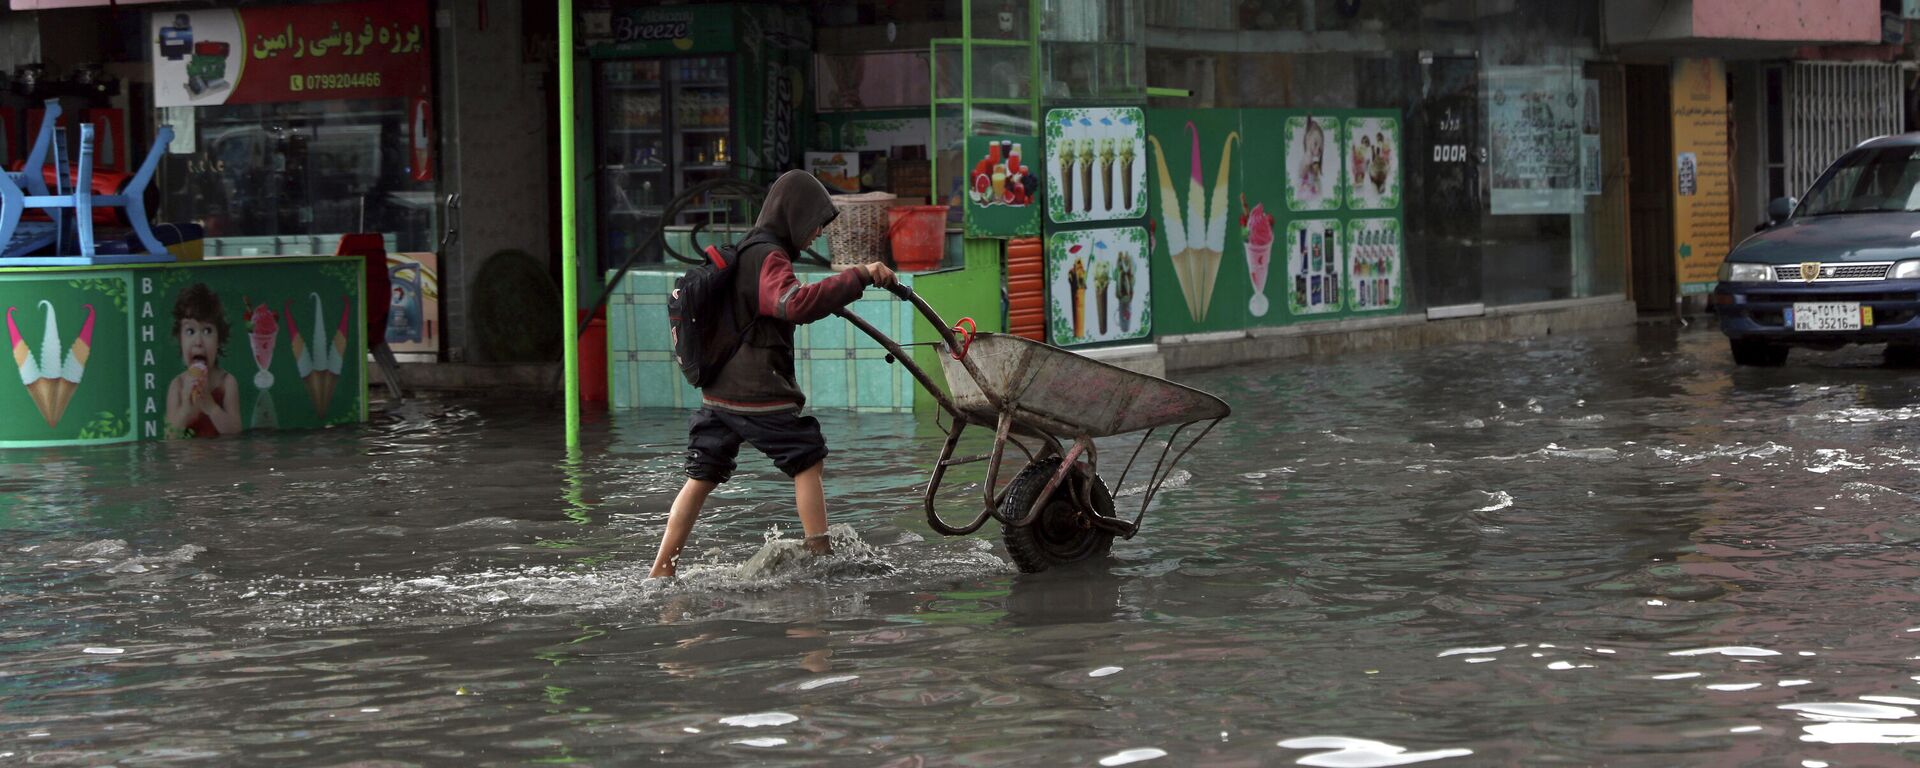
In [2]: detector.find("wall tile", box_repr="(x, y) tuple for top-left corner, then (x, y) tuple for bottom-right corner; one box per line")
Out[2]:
(810, 356), (849, 408)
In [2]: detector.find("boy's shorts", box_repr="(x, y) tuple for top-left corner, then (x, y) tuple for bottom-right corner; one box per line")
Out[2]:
(684, 408), (828, 483)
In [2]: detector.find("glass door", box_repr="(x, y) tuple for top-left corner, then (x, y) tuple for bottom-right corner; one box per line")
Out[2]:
(669, 56), (733, 226)
(1412, 53), (1483, 311)
(596, 59), (667, 264)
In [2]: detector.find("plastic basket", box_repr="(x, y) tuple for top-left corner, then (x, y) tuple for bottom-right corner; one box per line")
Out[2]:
(826, 191), (896, 270)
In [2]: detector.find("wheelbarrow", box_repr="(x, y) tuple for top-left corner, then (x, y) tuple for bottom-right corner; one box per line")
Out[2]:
(837, 285), (1231, 573)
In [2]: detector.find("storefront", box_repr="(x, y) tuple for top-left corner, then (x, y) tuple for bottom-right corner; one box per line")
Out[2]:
(0, 0), (398, 445)
(1139, 1), (1625, 323)
(593, 1), (1634, 411)
(145, 0), (443, 361)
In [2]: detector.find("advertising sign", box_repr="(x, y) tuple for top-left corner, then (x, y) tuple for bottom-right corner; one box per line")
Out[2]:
(964, 135), (1041, 238)
(150, 0), (431, 108)
(131, 261), (366, 440)
(1, 260), (365, 447)
(1486, 66), (1583, 215)
(1146, 108), (1406, 336)
(584, 4), (733, 58)
(1047, 227), (1151, 347)
(1672, 58), (1732, 295)
(1046, 107), (1147, 225)
(384, 252), (439, 357)
(0, 274), (135, 447)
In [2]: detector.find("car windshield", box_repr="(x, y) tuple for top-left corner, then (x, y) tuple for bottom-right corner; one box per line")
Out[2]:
(1799, 146), (1920, 216)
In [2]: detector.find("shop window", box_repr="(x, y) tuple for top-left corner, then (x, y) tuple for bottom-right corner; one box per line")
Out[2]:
(159, 99), (435, 252)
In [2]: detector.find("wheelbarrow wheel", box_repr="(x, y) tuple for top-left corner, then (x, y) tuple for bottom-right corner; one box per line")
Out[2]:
(1000, 458), (1116, 573)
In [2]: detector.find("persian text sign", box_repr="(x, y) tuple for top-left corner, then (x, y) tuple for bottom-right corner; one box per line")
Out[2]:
(151, 0), (430, 108)
(1672, 58), (1731, 295)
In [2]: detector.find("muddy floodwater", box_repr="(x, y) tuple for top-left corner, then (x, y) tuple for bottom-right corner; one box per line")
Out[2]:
(7, 327), (1920, 765)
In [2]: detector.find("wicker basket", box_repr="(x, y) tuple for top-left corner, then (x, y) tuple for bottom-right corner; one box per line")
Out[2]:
(825, 192), (897, 270)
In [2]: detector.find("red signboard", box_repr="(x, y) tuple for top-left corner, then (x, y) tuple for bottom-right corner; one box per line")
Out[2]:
(150, 1), (430, 108)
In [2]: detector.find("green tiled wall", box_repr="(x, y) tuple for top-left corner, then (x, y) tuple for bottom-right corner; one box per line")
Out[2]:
(607, 268), (921, 412)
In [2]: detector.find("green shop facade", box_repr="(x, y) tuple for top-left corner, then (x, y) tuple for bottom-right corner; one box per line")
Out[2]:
(593, 1), (1621, 413)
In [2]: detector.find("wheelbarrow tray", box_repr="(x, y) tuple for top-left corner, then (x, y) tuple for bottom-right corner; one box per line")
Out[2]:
(936, 333), (1229, 439)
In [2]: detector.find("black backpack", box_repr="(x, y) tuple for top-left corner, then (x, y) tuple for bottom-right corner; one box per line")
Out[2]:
(668, 234), (775, 388)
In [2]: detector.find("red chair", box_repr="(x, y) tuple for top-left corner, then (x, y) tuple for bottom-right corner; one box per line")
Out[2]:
(335, 233), (403, 399)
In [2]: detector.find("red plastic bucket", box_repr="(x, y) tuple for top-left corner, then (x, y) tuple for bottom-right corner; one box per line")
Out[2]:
(578, 309), (607, 403)
(887, 205), (948, 272)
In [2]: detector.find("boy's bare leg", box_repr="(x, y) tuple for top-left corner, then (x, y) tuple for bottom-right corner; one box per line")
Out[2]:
(652, 479), (718, 577)
(793, 461), (830, 555)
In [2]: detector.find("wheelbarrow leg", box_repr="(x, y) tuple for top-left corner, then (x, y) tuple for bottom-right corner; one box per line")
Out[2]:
(925, 420), (995, 536)
(983, 411), (1017, 519)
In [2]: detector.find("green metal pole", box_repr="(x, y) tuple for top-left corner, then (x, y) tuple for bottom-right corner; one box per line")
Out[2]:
(559, 0), (581, 446)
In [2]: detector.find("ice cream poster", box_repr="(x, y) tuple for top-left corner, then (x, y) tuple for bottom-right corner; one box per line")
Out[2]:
(0, 275), (133, 447)
(1150, 121), (1240, 325)
(1046, 227), (1151, 347)
(1046, 107), (1147, 225)
(1344, 117), (1401, 211)
(1286, 220), (1345, 315)
(132, 260), (365, 441)
(1346, 218), (1403, 312)
(1285, 115), (1343, 212)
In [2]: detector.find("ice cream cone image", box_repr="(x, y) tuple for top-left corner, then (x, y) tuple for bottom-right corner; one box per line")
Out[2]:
(1099, 138), (1115, 213)
(1058, 139), (1075, 217)
(303, 294), (332, 417)
(1093, 260), (1112, 336)
(1067, 257), (1087, 339)
(12, 303), (63, 426)
(244, 298), (278, 390)
(8, 306), (40, 387)
(1241, 196), (1275, 317)
(6, 301), (93, 428)
(50, 304), (94, 425)
(1119, 141), (1136, 211)
(1078, 139), (1095, 213)
(1149, 123), (1239, 323)
(323, 295), (350, 413)
(284, 300), (310, 379)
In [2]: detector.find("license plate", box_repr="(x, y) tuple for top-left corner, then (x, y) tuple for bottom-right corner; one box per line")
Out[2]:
(1788, 302), (1871, 331)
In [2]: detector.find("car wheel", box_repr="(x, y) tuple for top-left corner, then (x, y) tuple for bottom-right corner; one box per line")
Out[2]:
(1730, 339), (1788, 367)
(1886, 344), (1920, 368)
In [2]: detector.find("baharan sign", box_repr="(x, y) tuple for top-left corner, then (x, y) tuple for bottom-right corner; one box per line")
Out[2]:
(149, 0), (430, 109)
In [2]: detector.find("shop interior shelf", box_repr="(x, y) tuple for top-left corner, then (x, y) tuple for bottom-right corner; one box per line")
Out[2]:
(610, 128), (663, 134)
(603, 165), (667, 173)
(676, 126), (729, 133)
(682, 165), (731, 171)
(677, 81), (728, 89)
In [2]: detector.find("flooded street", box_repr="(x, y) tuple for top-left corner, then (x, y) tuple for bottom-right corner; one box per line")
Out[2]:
(10, 326), (1920, 765)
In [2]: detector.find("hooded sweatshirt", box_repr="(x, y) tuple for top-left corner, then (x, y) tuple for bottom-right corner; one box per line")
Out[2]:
(702, 170), (873, 414)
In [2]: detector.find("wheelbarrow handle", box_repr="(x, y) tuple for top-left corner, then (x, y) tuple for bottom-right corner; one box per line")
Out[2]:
(882, 283), (964, 354)
(880, 282), (1006, 415)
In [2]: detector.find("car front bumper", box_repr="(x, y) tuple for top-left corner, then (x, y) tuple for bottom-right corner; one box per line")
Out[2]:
(1712, 279), (1920, 345)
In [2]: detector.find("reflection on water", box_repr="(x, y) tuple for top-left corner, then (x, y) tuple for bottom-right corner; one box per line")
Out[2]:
(7, 327), (1920, 763)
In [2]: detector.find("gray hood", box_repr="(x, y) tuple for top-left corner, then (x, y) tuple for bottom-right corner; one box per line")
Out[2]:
(754, 170), (839, 254)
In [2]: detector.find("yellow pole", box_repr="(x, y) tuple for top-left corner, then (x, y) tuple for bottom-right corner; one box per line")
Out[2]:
(559, 0), (581, 445)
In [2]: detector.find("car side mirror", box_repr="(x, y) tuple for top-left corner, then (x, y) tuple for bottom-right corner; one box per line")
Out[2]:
(1767, 196), (1797, 224)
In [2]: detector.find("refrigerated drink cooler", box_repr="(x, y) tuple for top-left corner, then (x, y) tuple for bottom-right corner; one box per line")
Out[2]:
(594, 56), (741, 265)
(584, 3), (811, 270)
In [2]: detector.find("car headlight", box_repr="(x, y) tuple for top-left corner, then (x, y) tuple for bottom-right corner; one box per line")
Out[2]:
(1892, 260), (1920, 279)
(1718, 262), (1773, 282)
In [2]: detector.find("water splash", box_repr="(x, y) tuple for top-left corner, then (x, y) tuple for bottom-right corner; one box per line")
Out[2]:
(1472, 492), (1513, 513)
(1277, 736), (1472, 767)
